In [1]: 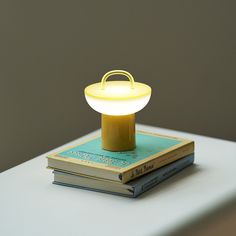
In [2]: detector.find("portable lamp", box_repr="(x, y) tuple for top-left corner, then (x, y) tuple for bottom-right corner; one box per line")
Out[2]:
(84, 70), (152, 152)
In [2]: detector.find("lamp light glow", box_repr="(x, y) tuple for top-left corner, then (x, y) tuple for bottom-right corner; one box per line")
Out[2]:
(85, 94), (151, 116)
(84, 70), (152, 151)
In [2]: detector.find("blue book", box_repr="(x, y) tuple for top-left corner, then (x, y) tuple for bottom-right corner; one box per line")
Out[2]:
(53, 154), (194, 198)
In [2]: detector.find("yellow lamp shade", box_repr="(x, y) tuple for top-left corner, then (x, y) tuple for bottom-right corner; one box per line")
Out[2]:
(84, 70), (151, 115)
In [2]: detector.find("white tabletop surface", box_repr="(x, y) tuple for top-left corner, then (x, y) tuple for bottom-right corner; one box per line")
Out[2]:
(1, 124), (236, 236)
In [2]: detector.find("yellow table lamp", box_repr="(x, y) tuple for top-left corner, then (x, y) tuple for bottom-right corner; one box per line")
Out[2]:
(84, 70), (152, 152)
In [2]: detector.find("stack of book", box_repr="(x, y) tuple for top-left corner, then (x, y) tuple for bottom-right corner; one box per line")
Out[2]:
(47, 131), (194, 197)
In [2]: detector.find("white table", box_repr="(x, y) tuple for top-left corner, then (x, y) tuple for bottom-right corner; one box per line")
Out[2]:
(1, 125), (236, 236)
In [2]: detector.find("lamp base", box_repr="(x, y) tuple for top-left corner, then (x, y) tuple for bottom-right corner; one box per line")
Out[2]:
(101, 114), (135, 152)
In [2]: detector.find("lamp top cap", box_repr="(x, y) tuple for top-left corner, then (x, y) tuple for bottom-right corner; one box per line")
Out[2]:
(84, 70), (152, 101)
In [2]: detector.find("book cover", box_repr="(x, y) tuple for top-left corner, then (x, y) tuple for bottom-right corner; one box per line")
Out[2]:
(48, 130), (194, 183)
(53, 154), (194, 197)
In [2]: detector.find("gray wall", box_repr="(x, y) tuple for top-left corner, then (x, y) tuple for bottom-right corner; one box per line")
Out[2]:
(1, 1), (235, 172)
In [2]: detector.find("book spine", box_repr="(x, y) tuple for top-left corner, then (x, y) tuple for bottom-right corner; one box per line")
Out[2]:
(133, 154), (194, 197)
(122, 142), (194, 183)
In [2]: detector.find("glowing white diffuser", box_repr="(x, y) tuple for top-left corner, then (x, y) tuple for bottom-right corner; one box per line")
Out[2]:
(85, 70), (152, 151)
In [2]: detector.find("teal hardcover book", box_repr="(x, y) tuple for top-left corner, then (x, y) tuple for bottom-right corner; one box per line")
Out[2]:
(47, 131), (194, 183)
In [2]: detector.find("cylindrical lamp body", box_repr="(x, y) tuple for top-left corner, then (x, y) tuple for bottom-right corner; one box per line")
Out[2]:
(101, 114), (135, 151)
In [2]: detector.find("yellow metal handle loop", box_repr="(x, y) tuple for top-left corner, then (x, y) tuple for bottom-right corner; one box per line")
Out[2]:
(101, 70), (135, 89)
